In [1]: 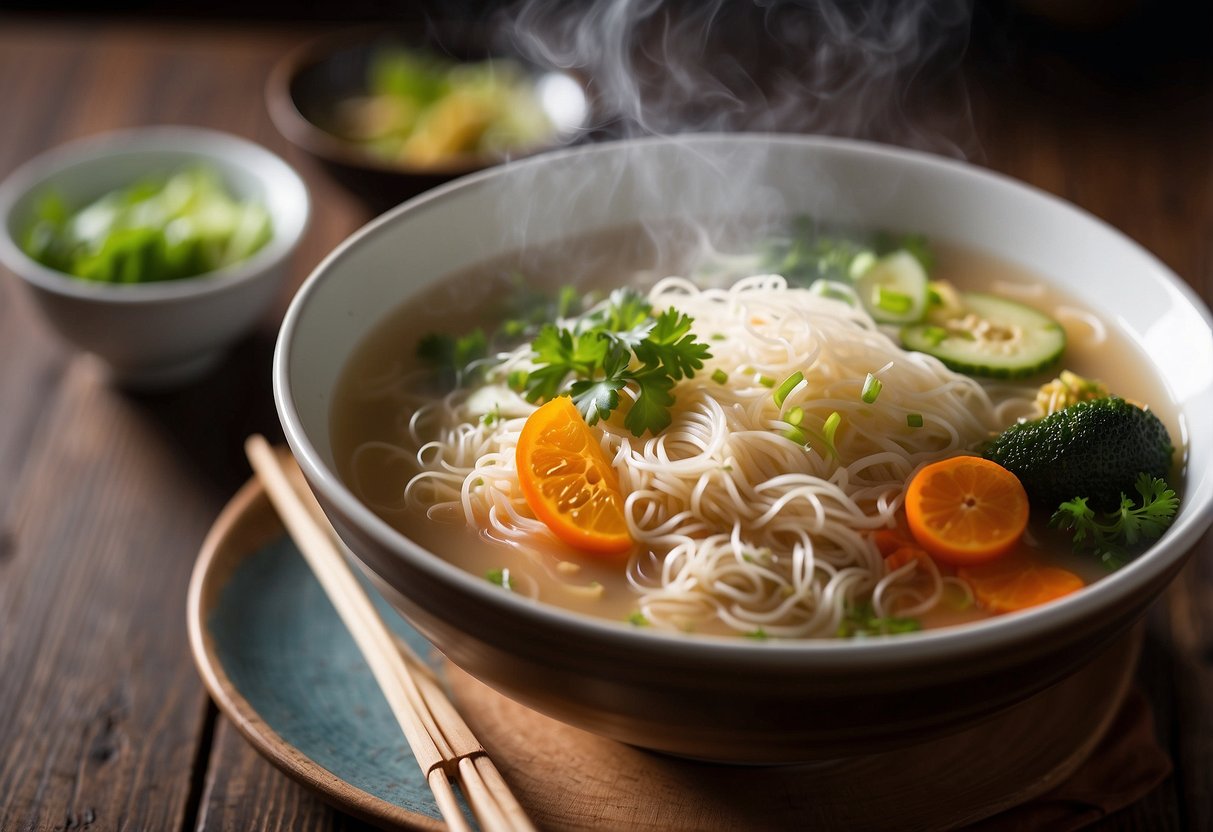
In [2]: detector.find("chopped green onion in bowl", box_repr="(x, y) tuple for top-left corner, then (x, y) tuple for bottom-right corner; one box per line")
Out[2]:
(21, 166), (272, 284)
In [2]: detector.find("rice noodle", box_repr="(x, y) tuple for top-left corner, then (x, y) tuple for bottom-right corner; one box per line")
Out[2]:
(393, 275), (1037, 637)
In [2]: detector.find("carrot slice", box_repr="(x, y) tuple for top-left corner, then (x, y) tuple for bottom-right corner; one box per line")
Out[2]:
(959, 554), (1084, 614)
(515, 397), (632, 555)
(904, 456), (1029, 566)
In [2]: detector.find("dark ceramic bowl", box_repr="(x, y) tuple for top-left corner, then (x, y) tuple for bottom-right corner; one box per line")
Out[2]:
(266, 25), (591, 213)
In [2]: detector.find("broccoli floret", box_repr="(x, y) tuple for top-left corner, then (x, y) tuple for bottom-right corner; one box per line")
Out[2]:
(983, 397), (1173, 511)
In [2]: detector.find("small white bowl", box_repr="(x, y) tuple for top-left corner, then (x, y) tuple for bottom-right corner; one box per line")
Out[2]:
(0, 126), (310, 389)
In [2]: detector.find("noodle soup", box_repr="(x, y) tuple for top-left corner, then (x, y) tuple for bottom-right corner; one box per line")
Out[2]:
(331, 223), (1181, 639)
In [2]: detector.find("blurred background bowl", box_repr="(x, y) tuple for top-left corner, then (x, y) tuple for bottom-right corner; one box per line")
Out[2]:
(265, 24), (592, 214)
(0, 126), (309, 390)
(274, 134), (1213, 763)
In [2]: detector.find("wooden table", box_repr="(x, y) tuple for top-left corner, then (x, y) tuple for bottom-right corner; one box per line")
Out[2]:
(0, 13), (1209, 831)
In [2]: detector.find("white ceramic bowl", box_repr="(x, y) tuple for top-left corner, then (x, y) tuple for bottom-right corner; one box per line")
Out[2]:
(0, 126), (310, 389)
(275, 134), (1213, 763)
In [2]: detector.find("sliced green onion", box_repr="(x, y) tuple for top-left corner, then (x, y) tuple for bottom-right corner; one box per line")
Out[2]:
(808, 279), (857, 305)
(773, 370), (804, 408)
(758, 375), (776, 388)
(627, 611), (649, 627)
(783, 425), (807, 445)
(711, 368), (729, 385)
(874, 286), (913, 314)
(710, 333), (727, 341)
(486, 568), (512, 589)
(744, 627), (769, 641)
(507, 370), (528, 391)
(785, 406), (804, 426)
(907, 413), (924, 428)
(848, 250), (877, 279)
(823, 411), (841, 445)
(861, 373), (882, 404)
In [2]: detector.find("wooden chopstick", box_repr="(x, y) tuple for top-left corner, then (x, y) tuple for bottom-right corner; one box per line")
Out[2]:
(245, 435), (536, 832)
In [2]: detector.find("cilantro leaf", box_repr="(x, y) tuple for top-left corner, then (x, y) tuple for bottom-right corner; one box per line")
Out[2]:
(596, 288), (652, 332)
(633, 308), (712, 380)
(519, 290), (712, 436)
(1050, 474), (1179, 570)
(624, 367), (676, 436)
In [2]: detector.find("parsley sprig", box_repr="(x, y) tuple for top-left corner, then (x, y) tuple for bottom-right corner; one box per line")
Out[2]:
(1049, 473), (1180, 570)
(522, 289), (712, 436)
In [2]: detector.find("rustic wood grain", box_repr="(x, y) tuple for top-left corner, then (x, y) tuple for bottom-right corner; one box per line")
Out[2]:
(196, 719), (381, 832)
(0, 12), (1209, 832)
(0, 358), (222, 831)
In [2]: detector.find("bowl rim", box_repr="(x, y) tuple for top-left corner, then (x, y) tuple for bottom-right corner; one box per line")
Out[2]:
(275, 132), (1213, 668)
(264, 24), (592, 179)
(0, 125), (311, 304)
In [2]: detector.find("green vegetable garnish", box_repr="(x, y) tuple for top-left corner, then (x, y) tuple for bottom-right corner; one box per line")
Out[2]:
(22, 166), (272, 283)
(773, 371), (804, 408)
(711, 368), (729, 385)
(626, 611), (649, 627)
(837, 602), (922, 638)
(983, 396), (1173, 510)
(485, 568), (513, 589)
(338, 48), (557, 164)
(861, 373), (883, 404)
(417, 328), (489, 389)
(1050, 474), (1180, 570)
(906, 413), (924, 428)
(522, 291), (712, 436)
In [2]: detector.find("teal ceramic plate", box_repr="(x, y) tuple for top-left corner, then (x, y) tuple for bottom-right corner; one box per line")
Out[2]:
(187, 476), (462, 831)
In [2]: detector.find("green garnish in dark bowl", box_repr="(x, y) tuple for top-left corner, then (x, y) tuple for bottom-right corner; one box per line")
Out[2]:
(22, 166), (272, 284)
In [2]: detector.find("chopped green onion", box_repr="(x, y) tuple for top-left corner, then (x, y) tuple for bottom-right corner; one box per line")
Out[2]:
(711, 368), (729, 385)
(907, 413), (924, 428)
(807, 279), (857, 305)
(848, 250), (877, 279)
(785, 406), (804, 426)
(485, 568), (512, 589)
(773, 370), (804, 408)
(627, 611), (649, 627)
(783, 425), (808, 445)
(758, 375), (776, 388)
(823, 411), (841, 445)
(873, 286), (913, 314)
(507, 370), (528, 391)
(744, 628), (769, 641)
(861, 373), (883, 404)
(710, 333), (727, 341)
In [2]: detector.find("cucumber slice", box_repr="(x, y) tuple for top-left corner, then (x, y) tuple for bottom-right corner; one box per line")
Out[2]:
(854, 250), (929, 324)
(900, 292), (1066, 378)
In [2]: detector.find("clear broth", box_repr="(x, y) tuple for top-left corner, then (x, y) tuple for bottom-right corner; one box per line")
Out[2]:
(331, 223), (1182, 634)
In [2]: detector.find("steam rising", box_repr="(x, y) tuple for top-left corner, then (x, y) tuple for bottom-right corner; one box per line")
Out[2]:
(500, 0), (976, 156)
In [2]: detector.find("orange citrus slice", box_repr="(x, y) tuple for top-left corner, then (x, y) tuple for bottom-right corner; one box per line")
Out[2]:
(959, 554), (1084, 614)
(904, 456), (1029, 566)
(516, 397), (632, 555)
